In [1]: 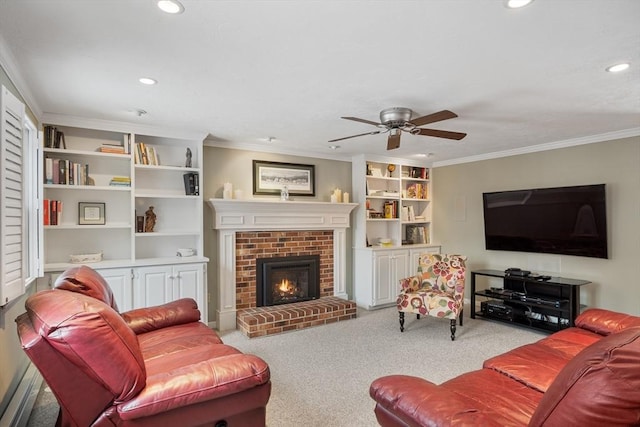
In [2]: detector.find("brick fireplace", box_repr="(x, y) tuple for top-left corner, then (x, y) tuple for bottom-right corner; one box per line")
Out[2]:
(208, 199), (358, 334)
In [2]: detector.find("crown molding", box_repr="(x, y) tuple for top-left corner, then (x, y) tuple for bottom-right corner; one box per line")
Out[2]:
(0, 33), (43, 119)
(432, 128), (640, 167)
(40, 113), (208, 141)
(203, 139), (352, 162)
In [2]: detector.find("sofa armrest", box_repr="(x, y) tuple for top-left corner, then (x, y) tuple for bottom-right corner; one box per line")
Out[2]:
(116, 353), (270, 420)
(575, 308), (640, 336)
(370, 375), (500, 427)
(121, 298), (201, 334)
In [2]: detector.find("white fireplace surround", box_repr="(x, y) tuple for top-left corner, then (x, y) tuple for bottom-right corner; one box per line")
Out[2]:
(207, 199), (358, 330)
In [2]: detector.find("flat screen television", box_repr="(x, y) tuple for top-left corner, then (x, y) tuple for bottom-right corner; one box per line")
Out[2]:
(482, 184), (608, 259)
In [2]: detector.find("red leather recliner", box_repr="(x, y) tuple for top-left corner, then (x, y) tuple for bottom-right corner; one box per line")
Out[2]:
(16, 265), (271, 427)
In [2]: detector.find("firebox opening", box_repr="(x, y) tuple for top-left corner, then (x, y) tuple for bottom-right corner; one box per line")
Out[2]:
(256, 255), (320, 307)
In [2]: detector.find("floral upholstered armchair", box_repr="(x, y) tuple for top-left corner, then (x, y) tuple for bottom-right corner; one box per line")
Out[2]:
(396, 253), (467, 340)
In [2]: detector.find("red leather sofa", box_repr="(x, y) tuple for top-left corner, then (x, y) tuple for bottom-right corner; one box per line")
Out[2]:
(16, 265), (271, 427)
(370, 308), (640, 426)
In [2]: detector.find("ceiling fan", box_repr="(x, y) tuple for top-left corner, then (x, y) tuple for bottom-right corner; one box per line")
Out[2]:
(329, 107), (467, 150)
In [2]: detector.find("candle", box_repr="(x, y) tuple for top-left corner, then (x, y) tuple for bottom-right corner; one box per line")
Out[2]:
(234, 189), (244, 199)
(334, 188), (342, 203)
(223, 190), (232, 199)
(343, 192), (349, 203)
(330, 194), (338, 203)
(224, 182), (233, 192)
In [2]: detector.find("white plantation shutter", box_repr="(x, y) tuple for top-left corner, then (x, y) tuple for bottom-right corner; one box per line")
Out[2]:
(1, 85), (26, 305)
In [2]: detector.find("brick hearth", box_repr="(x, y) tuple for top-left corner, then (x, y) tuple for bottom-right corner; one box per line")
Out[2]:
(237, 296), (357, 338)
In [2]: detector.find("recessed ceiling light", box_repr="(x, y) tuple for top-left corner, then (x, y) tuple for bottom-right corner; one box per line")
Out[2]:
(505, 0), (534, 9)
(329, 145), (341, 150)
(266, 137), (276, 143)
(157, 0), (184, 14)
(606, 62), (630, 73)
(139, 77), (157, 85)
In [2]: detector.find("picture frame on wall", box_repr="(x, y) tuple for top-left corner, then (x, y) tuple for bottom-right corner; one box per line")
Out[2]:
(252, 160), (315, 196)
(78, 202), (105, 225)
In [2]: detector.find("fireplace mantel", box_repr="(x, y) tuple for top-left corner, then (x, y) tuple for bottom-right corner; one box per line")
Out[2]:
(207, 199), (358, 330)
(207, 199), (358, 230)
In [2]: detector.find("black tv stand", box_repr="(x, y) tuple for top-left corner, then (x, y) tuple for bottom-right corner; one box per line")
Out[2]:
(471, 269), (591, 333)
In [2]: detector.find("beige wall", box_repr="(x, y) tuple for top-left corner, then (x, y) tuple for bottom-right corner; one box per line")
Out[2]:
(432, 136), (640, 315)
(202, 146), (353, 322)
(0, 65), (36, 419)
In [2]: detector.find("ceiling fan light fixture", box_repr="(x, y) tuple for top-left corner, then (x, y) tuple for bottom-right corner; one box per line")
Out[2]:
(139, 77), (157, 85)
(505, 0), (534, 8)
(157, 0), (184, 14)
(606, 62), (630, 73)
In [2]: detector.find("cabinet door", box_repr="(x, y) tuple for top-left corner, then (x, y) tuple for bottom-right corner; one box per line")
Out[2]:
(98, 267), (133, 312)
(133, 265), (173, 309)
(373, 252), (394, 306)
(172, 263), (204, 309)
(390, 250), (410, 297)
(409, 246), (440, 273)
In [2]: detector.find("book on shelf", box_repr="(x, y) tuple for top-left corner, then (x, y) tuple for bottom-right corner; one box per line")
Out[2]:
(43, 125), (66, 149)
(98, 144), (126, 154)
(45, 158), (90, 185)
(134, 142), (160, 165)
(407, 205), (415, 221)
(406, 224), (428, 244)
(183, 172), (199, 195)
(406, 183), (427, 199)
(109, 176), (131, 187)
(44, 199), (62, 225)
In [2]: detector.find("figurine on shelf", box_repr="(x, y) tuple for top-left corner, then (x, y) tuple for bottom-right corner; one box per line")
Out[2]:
(387, 163), (396, 177)
(185, 148), (192, 168)
(144, 206), (156, 232)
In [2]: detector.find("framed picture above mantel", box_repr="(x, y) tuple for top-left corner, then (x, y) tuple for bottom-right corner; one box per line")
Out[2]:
(252, 160), (315, 196)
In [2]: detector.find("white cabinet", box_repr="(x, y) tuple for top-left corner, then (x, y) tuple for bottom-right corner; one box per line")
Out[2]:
(98, 267), (134, 312)
(409, 246), (441, 274)
(354, 248), (409, 309)
(133, 263), (206, 320)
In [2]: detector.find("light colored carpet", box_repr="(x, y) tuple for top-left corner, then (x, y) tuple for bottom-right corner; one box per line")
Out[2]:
(27, 306), (544, 426)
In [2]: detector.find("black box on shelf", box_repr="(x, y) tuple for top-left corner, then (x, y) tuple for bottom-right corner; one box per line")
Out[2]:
(481, 299), (514, 320)
(183, 172), (199, 195)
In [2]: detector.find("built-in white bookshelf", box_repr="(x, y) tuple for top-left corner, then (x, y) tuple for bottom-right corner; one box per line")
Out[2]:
(40, 117), (208, 318)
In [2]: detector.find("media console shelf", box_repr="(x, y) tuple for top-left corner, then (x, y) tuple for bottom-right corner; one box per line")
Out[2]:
(471, 269), (591, 333)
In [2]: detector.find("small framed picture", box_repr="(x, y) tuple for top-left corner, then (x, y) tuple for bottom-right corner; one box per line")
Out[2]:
(78, 202), (105, 225)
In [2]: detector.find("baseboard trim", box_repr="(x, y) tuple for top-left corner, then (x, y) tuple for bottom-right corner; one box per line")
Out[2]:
(0, 364), (42, 427)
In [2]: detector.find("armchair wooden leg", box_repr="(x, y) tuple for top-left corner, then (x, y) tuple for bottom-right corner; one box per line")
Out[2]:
(450, 319), (456, 341)
(399, 312), (405, 332)
(459, 309), (463, 326)
(416, 314), (420, 320)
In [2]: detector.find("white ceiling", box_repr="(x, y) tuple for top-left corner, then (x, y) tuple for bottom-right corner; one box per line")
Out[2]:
(0, 0), (638, 164)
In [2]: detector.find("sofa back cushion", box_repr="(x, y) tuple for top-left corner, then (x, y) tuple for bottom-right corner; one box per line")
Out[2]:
(54, 265), (119, 311)
(26, 289), (146, 403)
(529, 326), (640, 426)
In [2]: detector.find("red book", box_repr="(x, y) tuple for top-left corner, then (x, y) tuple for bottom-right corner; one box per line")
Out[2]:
(43, 199), (50, 225)
(50, 200), (57, 225)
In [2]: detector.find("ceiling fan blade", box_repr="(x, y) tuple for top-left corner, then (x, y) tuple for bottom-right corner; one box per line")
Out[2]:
(409, 110), (458, 127)
(328, 130), (383, 143)
(416, 128), (467, 140)
(341, 116), (381, 127)
(387, 133), (401, 150)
